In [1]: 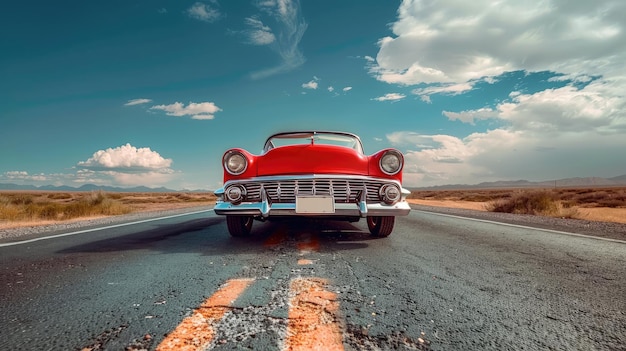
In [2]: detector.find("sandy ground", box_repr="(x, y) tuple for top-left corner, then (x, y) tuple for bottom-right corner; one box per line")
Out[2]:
(2, 197), (625, 229)
(0, 202), (215, 230)
(408, 199), (626, 224)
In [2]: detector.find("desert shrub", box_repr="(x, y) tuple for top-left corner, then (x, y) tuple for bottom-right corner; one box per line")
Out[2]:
(596, 199), (625, 208)
(37, 203), (64, 219)
(459, 193), (499, 202)
(47, 193), (72, 200)
(0, 191), (131, 222)
(83, 191), (106, 206)
(9, 194), (34, 205)
(0, 205), (21, 221)
(0, 195), (10, 206)
(487, 190), (559, 215)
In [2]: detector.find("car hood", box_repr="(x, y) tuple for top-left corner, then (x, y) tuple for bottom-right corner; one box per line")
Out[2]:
(256, 144), (369, 176)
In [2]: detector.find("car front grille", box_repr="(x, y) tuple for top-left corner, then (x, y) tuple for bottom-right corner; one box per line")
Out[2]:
(236, 178), (392, 203)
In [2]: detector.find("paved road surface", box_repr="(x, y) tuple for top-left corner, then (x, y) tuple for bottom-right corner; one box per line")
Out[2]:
(1, 208), (625, 350)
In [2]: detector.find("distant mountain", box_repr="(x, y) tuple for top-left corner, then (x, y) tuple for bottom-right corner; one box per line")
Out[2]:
(0, 183), (208, 193)
(3, 174), (625, 192)
(413, 175), (626, 190)
(609, 174), (626, 182)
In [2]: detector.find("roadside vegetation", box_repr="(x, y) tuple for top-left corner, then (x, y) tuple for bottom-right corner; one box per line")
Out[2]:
(408, 187), (626, 218)
(0, 191), (216, 226)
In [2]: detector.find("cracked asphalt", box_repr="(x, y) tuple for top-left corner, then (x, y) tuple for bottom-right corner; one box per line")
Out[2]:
(1, 207), (624, 350)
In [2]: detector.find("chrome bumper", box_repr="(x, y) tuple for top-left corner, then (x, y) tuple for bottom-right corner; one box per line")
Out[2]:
(214, 174), (411, 218)
(213, 200), (411, 218)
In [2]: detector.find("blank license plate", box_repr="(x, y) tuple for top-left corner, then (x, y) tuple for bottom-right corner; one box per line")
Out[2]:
(296, 196), (335, 214)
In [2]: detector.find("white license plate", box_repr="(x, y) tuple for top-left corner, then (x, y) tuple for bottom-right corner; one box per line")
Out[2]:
(296, 196), (335, 214)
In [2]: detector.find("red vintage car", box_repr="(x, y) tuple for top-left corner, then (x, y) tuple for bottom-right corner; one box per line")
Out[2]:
(214, 131), (411, 237)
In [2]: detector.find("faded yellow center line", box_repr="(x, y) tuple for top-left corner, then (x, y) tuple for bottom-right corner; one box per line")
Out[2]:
(264, 227), (288, 247)
(285, 277), (344, 351)
(156, 278), (254, 351)
(296, 233), (320, 254)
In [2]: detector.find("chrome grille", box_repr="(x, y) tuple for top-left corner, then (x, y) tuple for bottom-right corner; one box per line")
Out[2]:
(236, 178), (392, 203)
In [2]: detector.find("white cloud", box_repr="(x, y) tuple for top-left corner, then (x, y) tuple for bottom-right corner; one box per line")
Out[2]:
(390, 102), (626, 187)
(443, 107), (498, 125)
(392, 78), (626, 186)
(328, 86), (334, 92)
(150, 101), (222, 120)
(247, 0), (308, 79)
(372, 0), (626, 86)
(373, 93), (405, 102)
(2, 146), (179, 188)
(76, 144), (177, 186)
(301, 76), (320, 89)
(78, 144), (172, 171)
(302, 80), (318, 90)
(2, 171), (48, 182)
(244, 16), (276, 45)
(124, 98), (152, 106)
(377, 1), (626, 186)
(497, 83), (625, 134)
(412, 82), (474, 103)
(343, 87), (352, 92)
(187, 2), (221, 22)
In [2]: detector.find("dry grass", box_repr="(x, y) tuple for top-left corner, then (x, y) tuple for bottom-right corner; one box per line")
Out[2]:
(0, 191), (217, 229)
(408, 187), (626, 224)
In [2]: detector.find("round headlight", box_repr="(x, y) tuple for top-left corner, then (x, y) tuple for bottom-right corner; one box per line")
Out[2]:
(224, 151), (248, 175)
(379, 184), (401, 204)
(225, 185), (246, 204)
(380, 150), (403, 175)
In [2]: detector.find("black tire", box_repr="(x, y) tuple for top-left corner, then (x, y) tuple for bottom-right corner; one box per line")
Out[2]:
(367, 216), (395, 237)
(226, 216), (253, 237)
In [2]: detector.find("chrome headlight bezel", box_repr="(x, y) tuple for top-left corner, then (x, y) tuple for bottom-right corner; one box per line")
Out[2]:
(379, 184), (401, 204)
(225, 184), (246, 204)
(224, 150), (248, 175)
(379, 150), (403, 175)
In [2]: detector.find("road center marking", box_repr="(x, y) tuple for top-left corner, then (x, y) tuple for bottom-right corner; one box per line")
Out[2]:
(156, 278), (254, 351)
(264, 227), (288, 247)
(285, 277), (344, 351)
(296, 233), (320, 254)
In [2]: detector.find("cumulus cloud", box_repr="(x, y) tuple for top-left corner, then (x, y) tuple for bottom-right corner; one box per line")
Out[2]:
(373, 93), (406, 102)
(186, 2), (221, 22)
(2, 146), (179, 188)
(443, 107), (499, 125)
(413, 82), (475, 103)
(343, 87), (352, 92)
(372, 0), (626, 86)
(150, 101), (222, 120)
(78, 144), (172, 171)
(1, 171), (48, 182)
(377, 0), (626, 185)
(302, 77), (319, 89)
(246, 0), (308, 79)
(124, 98), (152, 106)
(76, 144), (176, 186)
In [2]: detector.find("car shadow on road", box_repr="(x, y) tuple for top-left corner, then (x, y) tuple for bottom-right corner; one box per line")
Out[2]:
(57, 216), (380, 256)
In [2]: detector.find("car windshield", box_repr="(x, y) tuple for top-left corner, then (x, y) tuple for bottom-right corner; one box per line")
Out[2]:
(263, 132), (363, 153)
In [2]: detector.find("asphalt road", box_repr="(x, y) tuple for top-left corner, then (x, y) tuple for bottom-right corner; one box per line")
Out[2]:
(1, 208), (625, 350)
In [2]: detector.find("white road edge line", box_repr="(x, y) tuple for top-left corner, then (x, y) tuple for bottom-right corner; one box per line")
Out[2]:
(413, 209), (626, 244)
(0, 209), (215, 248)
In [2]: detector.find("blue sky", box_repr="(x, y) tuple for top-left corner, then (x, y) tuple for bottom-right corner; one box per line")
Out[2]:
(1, 0), (625, 190)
